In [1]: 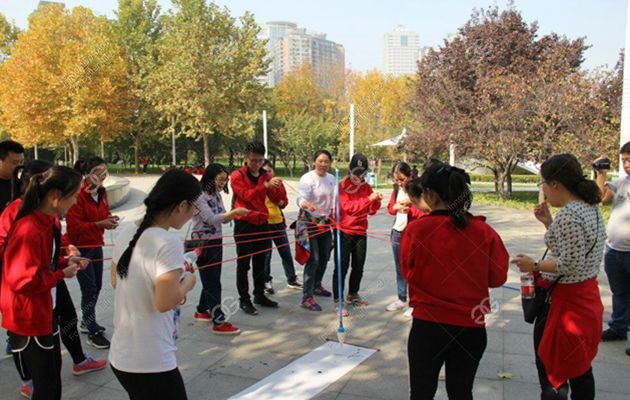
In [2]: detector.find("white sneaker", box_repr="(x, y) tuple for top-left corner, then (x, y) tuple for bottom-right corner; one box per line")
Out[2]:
(264, 281), (275, 295)
(403, 307), (413, 318)
(386, 300), (406, 311)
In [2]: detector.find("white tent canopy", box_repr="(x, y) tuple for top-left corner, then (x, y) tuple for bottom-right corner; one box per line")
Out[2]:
(370, 128), (407, 147)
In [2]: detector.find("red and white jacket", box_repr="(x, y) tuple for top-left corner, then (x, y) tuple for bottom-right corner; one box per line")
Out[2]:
(66, 183), (110, 247)
(230, 165), (283, 226)
(338, 177), (381, 235)
(386, 188), (426, 225)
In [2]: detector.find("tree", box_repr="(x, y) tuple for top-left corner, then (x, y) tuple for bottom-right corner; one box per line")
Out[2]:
(145, 0), (269, 166)
(0, 13), (20, 62)
(408, 6), (595, 199)
(113, 0), (163, 173)
(0, 4), (130, 163)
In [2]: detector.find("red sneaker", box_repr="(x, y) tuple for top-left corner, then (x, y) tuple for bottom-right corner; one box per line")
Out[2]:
(194, 311), (212, 322)
(212, 322), (241, 335)
(72, 355), (107, 376)
(20, 381), (33, 399)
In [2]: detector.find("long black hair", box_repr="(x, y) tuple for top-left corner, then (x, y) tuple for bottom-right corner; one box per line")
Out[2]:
(116, 169), (201, 279)
(200, 163), (229, 195)
(391, 161), (412, 191)
(11, 160), (53, 201)
(420, 162), (472, 229)
(541, 154), (601, 205)
(74, 156), (107, 175)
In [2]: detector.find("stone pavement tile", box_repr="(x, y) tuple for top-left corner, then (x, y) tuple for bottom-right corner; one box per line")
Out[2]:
(596, 341), (630, 365)
(503, 380), (540, 399)
(175, 338), (232, 383)
(475, 351), (505, 381)
(66, 386), (127, 400)
(489, 311), (534, 335)
(186, 371), (258, 400)
(503, 332), (533, 356)
(486, 329), (505, 354)
(593, 360), (630, 395)
(332, 360), (408, 399)
(503, 354), (539, 383)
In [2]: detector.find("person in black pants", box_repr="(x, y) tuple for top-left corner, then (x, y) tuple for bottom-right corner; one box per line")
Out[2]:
(333, 231), (367, 301)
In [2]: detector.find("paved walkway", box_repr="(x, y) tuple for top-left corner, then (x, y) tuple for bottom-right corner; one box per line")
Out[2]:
(1, 175), (629, 399)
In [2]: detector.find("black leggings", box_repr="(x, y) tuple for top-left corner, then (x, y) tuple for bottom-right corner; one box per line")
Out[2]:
(111, 365), (187, 400)
(333, 231), (367, 299)
(9, 333), (62, 400)
(408, 319), (487, 400)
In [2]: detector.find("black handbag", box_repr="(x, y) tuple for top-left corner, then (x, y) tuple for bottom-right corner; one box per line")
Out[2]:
(522, 212), (600, 324)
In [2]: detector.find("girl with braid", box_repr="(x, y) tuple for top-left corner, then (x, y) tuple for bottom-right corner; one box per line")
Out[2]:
(109, 169), (200, 400)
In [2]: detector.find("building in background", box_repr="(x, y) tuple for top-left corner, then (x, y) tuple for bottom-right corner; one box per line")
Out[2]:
(260, 21), (345, 88)
(383, 25), (421, 76)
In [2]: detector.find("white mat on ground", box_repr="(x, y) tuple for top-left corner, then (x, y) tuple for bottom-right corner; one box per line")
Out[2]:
(228, 341), (377, 400)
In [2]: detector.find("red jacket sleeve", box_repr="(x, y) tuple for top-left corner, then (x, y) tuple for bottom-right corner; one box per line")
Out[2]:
(66, 196), (97, 238)
(5, 232), (64, 295)
(340, 184), (372, 216)
(230, 170), (266, 201)
(407, 206), (425, 220)
(368, 194), (381, 215)
(399, 225), (414, 280)
(266, 181), (286, 205)
(272, 184), (289, 209)
(387, 190), (397, 215)
(487, 230), (509, 288)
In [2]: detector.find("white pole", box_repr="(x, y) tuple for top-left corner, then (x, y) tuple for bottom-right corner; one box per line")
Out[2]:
(100, 139), (105, 158)
(349, 104), (355, 160)
(449, 143), (456, 166)
(64, 145), (67, 165)
(34, 144), (38, 160)
(172, 129), (176, 166)
(263, 110), (268, 159)
(620, 0), (630, 176)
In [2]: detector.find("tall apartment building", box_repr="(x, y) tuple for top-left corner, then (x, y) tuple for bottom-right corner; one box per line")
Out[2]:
(260, 21), (345, 87)
(383, 25), (421, 76)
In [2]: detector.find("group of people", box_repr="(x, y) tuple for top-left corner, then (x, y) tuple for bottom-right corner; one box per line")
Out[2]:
(0, 135), (628, 400)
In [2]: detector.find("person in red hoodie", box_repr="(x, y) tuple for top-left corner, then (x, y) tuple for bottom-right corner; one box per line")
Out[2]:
(400, 162), (508, 400)
(333, 153), (383, 315)
(67, 157), (119, 349)
(230, 141), (283, 315)
(1, 166), (88, 400)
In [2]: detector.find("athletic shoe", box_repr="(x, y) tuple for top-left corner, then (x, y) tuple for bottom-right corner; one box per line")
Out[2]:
(19, 381), (33, 399)
(254, 295), (279, 308)
(72, 355), (107, 376)
(601, 328), (627, 342)
(264, 281), (275, 295)
(301, 297), (322, 311)
(334, 304), (350, 317)
(79, 321), (106, 334)
(212, 322), (241, 335)
(239, 299), (258, 315)
(194, 311), (212, 322)
(347, 293), (368, 307)
(626, 347), (630, 357)
(313, 285), (332, 297)
(86, 332), (110, 349)
(403, 308), (413, 318)
(287, 279), (303, 290)
(386, 300), (406, 312)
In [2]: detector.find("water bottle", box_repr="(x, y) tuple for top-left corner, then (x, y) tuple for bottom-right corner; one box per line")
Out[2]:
(183, 248), (201, 273)
(520, 272), (535, 299)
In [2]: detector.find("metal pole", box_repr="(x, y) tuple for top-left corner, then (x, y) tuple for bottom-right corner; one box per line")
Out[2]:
(263, 110), (268, 159)
(349, 104), (355, 160)
(620, 0), (630, 176)
(34, 144), (38, 160)
(100, 139), (105, 158)
(172, 129), (176, 167)
(449, 143), (456, 166)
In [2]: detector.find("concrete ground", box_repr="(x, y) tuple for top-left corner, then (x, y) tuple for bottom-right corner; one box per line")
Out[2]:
(1, 175), (629, 399)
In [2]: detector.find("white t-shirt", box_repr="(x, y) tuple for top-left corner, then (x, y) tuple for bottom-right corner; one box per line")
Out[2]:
(109, 226), (184, 373)
(296, 170), (335, 218)
(606, 176), (630, 251)
(392, 188), (409, 232)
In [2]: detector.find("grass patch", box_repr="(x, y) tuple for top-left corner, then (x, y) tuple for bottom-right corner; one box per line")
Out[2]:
(473, 191), (611, 222)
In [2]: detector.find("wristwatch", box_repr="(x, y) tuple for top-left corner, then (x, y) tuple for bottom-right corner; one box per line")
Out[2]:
(533, 260), (541, 272)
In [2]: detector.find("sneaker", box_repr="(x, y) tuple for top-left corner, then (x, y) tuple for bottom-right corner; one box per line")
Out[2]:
(19, 381), (33, 399)
(254, 295), (279, 308)
(347, 293), (368, 307)
(601, 328), (627, 342)
(403, 307), (413, 318)
(239, 299), (258, 315)
(264, 281), (275, 295)
(72, 355), (107, 376)
(287, 279), (303, 290)
(79, 321), (106, 334)
(626, 347), (630, 357)
(301, 296), (322, 311)
(212, 322), (241, 335)
(313, 285), (332, 297)
(86, 332), (110, 349)
(334, 304), (350, 317)
(194, 311), (212, 322)
(386, 300), (406, 312)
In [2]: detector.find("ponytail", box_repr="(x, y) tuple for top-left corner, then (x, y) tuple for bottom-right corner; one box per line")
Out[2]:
(541, 154), (602, 205)
(420, 163), (472, 229)
(116, 207), (156, 279)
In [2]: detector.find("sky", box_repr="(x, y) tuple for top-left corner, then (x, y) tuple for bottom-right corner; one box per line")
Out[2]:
(1, 0), (626, 71)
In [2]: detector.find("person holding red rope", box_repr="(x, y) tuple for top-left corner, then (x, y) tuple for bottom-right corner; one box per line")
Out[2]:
(333, 153), (383, 314)
(230, 141), (283, 315)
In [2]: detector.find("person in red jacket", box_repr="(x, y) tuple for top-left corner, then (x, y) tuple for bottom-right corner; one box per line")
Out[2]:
(67, 157), (119, 349)
(385, 162), (428, 312)
(333, 153), (383, 314)
(230, 141), (283, 315)
(400, 162), (508, 400)
(1, 166), (88, 400)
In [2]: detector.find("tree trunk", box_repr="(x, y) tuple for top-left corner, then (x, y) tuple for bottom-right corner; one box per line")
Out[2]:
(69, 136), (79, 165)
(202, 133), (210, 167)
(228, 147), (235, 171)
(134, 136), (140, 175)
(496, 168), (509, 201)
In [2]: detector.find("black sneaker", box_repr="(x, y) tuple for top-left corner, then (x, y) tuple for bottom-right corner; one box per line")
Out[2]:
(80, 321), (106, 334)
(287, 280), (303, 290)
(601, 328), (627, 342)
(240, 299), (259, 315)
(86, 332), (110, 349)
(626, 347), (630, 357)
(253, 295), (279, 308)
(264, 281), (275, 295)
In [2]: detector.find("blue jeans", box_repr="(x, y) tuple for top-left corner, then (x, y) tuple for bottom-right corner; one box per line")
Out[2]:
(604, 247), (630, 336)
(303, 229), (332, 299)
(264, 223), (297, 283)
(391, 229), (407, 302)
(195, 239), (225, 325)
(76, 247), (103, 335)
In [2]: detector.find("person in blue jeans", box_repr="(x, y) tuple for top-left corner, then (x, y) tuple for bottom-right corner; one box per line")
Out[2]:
(261, 161), (302, 294)
(595, 142), (630, 356)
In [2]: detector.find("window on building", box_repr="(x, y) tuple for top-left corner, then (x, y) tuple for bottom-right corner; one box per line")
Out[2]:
(401, 36), (408, 47)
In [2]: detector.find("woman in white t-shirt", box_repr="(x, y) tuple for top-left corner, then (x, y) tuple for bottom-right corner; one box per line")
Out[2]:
(109, 169), (199, 400)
